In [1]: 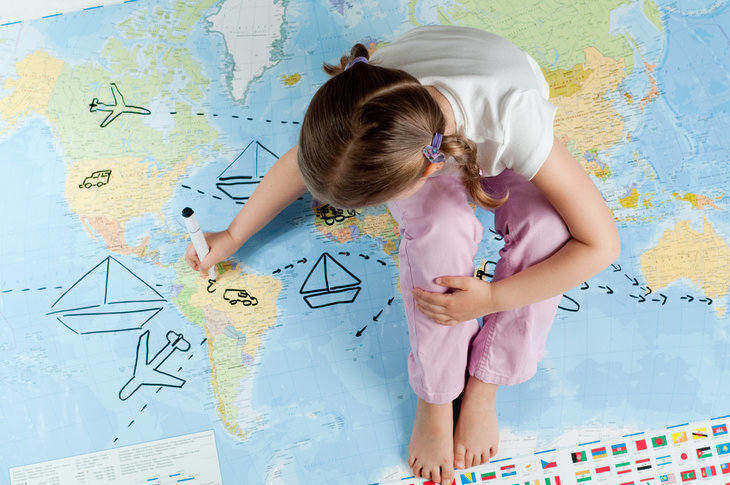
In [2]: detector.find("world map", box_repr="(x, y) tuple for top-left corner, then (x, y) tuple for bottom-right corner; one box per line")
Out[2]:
(0, 0), (728, 483)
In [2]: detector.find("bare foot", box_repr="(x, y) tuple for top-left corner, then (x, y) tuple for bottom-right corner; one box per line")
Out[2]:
(453, 377), (499, 469)
(408, 397), (455, 485)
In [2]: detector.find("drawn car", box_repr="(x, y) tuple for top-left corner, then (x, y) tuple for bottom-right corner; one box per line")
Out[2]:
(315, 204), (357, 226)
(79, 169), (111, 188)
(223, 289), (258, 306)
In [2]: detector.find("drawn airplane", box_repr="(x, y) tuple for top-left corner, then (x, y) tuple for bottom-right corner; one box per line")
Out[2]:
(89, 82), (151, 128)
(118, 330), (190, 401)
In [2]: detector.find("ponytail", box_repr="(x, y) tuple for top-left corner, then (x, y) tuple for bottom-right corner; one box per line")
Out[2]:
(323, 43), (370, 76)
(440, 133), (508, 209)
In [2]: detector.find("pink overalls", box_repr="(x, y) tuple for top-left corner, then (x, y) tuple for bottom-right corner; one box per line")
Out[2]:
(386, 169), (570, 404)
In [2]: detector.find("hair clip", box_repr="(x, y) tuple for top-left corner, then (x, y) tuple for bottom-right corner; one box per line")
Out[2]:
(345, 56), (369, 70)
(423, 133), (445, 164)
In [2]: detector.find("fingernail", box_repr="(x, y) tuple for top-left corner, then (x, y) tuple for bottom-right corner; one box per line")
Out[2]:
(435, 278), (442, 284)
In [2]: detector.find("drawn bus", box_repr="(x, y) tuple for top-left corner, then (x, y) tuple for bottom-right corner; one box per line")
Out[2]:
(223, 289), (258, 306)
(79, 169), (112, 189)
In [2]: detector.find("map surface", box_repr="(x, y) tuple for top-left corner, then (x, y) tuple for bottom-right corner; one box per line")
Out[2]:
(0, 0), (728, 483)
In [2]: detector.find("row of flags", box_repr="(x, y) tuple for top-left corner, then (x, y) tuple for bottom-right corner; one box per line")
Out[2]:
(376, 416), (730, 485)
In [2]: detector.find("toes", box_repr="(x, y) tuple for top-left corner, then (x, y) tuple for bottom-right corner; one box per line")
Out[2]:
(411, 460), (422, 478)
(408, 455), (415, 467)
(454, 443), (466, 469)
(428, 465), (441, 484)
(480, 450), (489, 465)
(463, 449), (474, 469)
(490, 445), (499, 459)
(440, 463), (454, 485)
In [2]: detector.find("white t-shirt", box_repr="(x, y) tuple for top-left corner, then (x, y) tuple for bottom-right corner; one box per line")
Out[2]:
(370, 25), (557, 180)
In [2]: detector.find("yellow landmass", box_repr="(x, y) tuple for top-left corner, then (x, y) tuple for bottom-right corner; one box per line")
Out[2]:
(175, 261), (281, 439)
(548, 47), (626, 162)
(281, 73), (301, 86)
(641, 218), (729, 317)
(0, 50), (64, 136)
(314, 204), (400, 257)
(619, 188), (640, 208)
(65, 156), (192, 253)
(672, 192), (722, 210)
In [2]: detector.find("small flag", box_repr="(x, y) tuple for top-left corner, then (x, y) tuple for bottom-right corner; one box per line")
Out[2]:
(721, 462), (730, 474)
(660, 473), (676, 484)
(616, 461), (632, 474)
(595, 465), (610, 475)
(691, 428), (707, 439)
(524, 480), (540, 485)
(501, 464), (516, 477)
(575, 469), (591, 483)
(696, 446), (712, 459)
(481, 471), (496, 481)
(678, 451), (690, 464)
(636, 458), (652, 471)
(460, 472), (476, 483)
(680, 469), (696, 482)
(636, 439), (648, 451)
(700, 465), (716, 478)
(639, 479), (656, 484)
(672, 432), (688, 444)
(545, 476), (561, 485)
(713, 424), (728, 437)
(591, 447), (607, 459)
(541, 458), (557, 469)
(612, 443), (628, 455)
(717, 442), (730, 455)
(572, 450), (587, 463)
(620, 481), (635, 485)
(656, 454), (672, 467)
(652, 435), (668, 448)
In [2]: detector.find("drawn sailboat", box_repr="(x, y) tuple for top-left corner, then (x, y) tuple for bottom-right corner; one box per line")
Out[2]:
(216, 140), (279, 201)
(299, 253), (361, 309)
(47, 256), (166, 334)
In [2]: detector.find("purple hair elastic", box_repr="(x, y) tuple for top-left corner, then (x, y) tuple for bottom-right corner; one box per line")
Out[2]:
(345, 56), (369, 70)
(423, 133), (445, 164)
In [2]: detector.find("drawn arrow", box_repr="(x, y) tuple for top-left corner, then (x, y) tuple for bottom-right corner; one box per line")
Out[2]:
(387, 297), (394, 305)
(598, 285), (614, 294)
(642, 286), (652, 295)
(488, 228), (503, 241)
(272, 268), (281, 274)
(680, 294), (694, 302)
(377, 259), (386, 266)
(358, 253), (370, 259)
(651, 293), (667, 305)
(630, 294), (646, 303)
(625, 274), (639, 286)
(580, 282), (589, 290)
(297, 258), (307, 264)
(611, 263), (622, 272)
(355, 325), (367, 337)
(338, 251), (350, 256)
(699, 297), (713, 305)
(373, 309), (383, 321)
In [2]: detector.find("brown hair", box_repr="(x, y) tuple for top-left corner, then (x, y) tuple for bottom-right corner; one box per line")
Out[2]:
(298, 43), (506, 209)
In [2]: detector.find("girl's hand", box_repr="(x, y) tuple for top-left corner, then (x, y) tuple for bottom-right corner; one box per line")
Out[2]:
(184, 229), (241, 279)
(412, 277), (495, 326)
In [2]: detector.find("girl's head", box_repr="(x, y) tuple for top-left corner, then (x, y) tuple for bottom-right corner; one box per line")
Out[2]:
(298, 43), (505, 209)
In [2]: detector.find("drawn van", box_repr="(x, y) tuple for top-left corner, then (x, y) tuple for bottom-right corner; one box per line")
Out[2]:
(79, 169), (112, 188)
(223, 289), (258, 306)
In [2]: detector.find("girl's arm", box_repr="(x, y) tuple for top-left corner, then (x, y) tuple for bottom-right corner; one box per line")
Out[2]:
(185, 145), (305, 276)
(413, 137), (620, 323)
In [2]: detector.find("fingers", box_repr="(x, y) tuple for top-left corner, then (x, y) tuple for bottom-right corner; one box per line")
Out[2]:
(184, 244), (200, 271)
(415, 302), (457, 326)
(412, 287), (450, 306)
(435, 276), (472, 290)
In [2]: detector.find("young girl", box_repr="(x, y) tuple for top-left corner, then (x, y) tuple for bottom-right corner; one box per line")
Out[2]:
(186, 25), (619, 485)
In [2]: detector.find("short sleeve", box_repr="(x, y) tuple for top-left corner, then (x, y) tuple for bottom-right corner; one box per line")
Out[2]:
(497, 89), (557, 180)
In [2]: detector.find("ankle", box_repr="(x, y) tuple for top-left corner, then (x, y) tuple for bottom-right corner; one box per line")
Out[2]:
(465, 376), (498, 404)
(416, 397), (453, 417)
